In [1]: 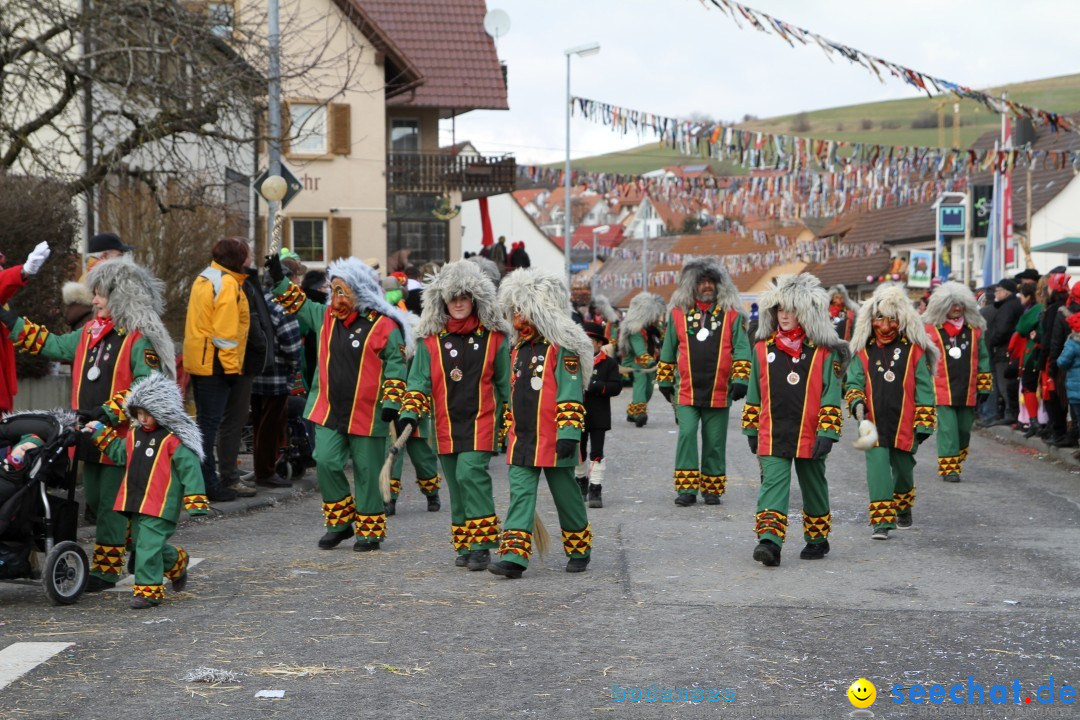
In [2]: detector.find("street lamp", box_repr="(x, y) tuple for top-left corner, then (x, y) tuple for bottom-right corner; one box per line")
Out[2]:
(564, 41), (600, 288)
(590, 224), (610, 295)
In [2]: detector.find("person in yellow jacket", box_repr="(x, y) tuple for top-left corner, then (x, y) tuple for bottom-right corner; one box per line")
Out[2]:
(183, 237), (251, 502)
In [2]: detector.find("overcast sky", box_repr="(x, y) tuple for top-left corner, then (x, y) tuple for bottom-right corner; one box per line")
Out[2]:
(439, 0), (1080, 165)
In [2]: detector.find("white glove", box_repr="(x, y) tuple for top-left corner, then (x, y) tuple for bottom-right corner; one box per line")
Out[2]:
(22, 242), (50, 276)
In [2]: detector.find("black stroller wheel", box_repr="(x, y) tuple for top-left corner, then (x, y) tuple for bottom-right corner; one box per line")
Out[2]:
(43, 541), (88, 605)
(275, 458), (293, 483)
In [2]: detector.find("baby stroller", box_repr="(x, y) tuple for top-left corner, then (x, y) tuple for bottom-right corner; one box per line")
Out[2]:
(276, 394), (315, 481)
(0, 410), (88, 605)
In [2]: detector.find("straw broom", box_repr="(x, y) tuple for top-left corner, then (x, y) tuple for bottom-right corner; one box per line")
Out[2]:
(378, 425), (410, 502)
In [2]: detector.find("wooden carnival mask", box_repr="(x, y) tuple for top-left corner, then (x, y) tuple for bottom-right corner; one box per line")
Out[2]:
(329, 278), (357, 319)
(872, 313), (899, 345)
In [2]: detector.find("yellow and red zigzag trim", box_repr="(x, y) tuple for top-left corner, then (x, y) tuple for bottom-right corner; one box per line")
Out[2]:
(844, 388), (866, 413)
(635, 353), (654, 367)
(451, 524), (469, 552)
(133, 584), (164, 600)
(869, 500), (897, 526)
(627, 401), (648, 417)
(165, 548), (189, 581)
(913, 405), (936, 431)
(731, 359), (751, 380)
(417, 475), (441, 494)
(467, 515), (500, 546)
(499, 529), (532, 559)
(673, 469), (699, 493)
(184, 495), (209, 513)
(893, 488), (916, 511)
(401, 390), (431, 417)
(562, 525), (592, 556)
(354, 512), (387, 540)
(656, 361), (675, 383)
(91, 543), (125, 576)
(803, 512), (831, 539)
(92, 426), (120, 455)
(755, 510), (788, 541)
(741, 403), (760, 430)
(322, 495), (356, 527)
(817, 405), (843, 435)
(555, 401), (585, 430)
(275, 282), (307, 315)
(700, 474), (726, 496)
(938, 455), (962, 477)
(976, 372), (993, 392)
(14, 319), (48, 354)
(381, 378), (406, 406)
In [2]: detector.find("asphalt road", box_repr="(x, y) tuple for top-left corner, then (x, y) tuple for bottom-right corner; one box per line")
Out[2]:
(1, 393), (1078, 720)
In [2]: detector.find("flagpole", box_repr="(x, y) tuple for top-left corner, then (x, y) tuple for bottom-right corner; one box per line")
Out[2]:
(998, 92), (1008, 282)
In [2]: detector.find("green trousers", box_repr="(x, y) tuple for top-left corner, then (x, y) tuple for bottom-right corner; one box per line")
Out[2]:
(130, 514), (185, 603)
(440, 451), (499, 555)
(627, 372), (654, 420)
(673, 405), (729, 497)
(498, 465), (591, 569)
(865, 446), (916, 529)
(389, 435), (440, 499)
(754, 456), (831, 546)
(314, 426), (387, 543)
(936, 405), (974, 479)
(85, 463), (131, 582)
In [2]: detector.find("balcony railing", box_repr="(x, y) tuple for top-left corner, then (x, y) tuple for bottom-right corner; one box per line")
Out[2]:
(386, 151), (516, 201)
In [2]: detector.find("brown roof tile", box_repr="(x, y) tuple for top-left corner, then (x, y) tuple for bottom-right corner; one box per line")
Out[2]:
(842, 204), (936, 246)
(362, 0), (508, 112)
(803, 250), (893, 287)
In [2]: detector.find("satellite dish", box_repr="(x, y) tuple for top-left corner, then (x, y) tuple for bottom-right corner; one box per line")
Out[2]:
(483, 9), (511, 41)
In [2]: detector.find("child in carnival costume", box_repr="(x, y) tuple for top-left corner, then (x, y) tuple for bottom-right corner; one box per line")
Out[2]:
(922, 282), (992, 484)
(489, 268), (594, 579)
(267, 255), (410, 551)
(743, 274), (849, 567)
(576, 321), (623, 509)
(618, 292), (666, 428)
(657, 258), (751, 507)
(827, 285), (860, 342)
(845, 284), (939, 539)
(397, 260), (511, 571)
(1, 257), (174, 591)
(86, 373), (208, 608)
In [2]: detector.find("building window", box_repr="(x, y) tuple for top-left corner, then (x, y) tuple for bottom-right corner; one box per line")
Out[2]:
(208, 2), (234, 38)
(388, 194), (448, 266)
(390, 119), (420, 152)
(290, 104), (327, 155)
(292, 218), (326, 263)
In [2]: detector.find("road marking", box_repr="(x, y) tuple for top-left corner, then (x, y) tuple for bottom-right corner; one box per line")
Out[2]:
(0, 642), (74, 691)
(107, 557), (204, 591)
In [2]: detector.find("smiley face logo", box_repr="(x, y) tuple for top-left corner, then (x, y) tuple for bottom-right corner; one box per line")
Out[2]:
(847, 678), (876, 708)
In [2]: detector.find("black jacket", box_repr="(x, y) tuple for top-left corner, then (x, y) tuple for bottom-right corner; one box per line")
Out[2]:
(987, 293), (1023, 357)
(242, 272), (275, 375)
(583, 354), (622, 430)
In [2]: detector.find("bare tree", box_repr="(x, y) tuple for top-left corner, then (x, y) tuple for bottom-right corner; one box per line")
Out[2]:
(0, 0), (368, 209)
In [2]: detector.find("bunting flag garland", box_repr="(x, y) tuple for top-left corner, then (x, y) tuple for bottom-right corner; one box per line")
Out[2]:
(701, 0), (1076, 135)
(570, 96), (1080, 176)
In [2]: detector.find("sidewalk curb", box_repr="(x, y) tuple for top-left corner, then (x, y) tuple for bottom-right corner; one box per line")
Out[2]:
(77, 473), (319, 542)
(975, 425), (1080, 469)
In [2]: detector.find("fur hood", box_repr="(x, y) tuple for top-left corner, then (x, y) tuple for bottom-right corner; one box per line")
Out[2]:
(756, 273), (851, 371)
(850, 284), (940, 372)
(87, 258), (175, 380)
(827, 284), (860, 314)
(498, 267), (594, 386)
(414, 260), (509, 339)
(123, 373), (203, 461)
(465, 255), (501, 287)
(326, 258), (413, 353)
(923, 281), (986, 330)
(617, 292), (666, 358)
(669, 256), (744, 318)
(62, 281), (93, 306)
(590, 294), (619, 323)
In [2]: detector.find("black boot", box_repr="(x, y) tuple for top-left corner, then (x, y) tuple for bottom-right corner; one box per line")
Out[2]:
(171, 571), (188, 592)
(587, 484), (603, 509)
(702, 494), (721, 505)
(753, 540), (781, 567)
(674, 493), (697, 507)
(126, 549), (136, 575)
(488, 560), (524, 579)
(634, 415), (648, 428)
(576, 476), (588, 499)
(1024, 422), (1042, 439)
(426, 493), (441, 512)
(85, 575), (116, 593)
(799, 540), (830, 560)
(318, 526), (354, 549)
(467, 549), (491, 571)
(454, 554), (469, 567)
(353, 539), (380, 552)
(384, 498), (397, 516)
(896, 510), (913, 528)
(566, 555), (590, 573)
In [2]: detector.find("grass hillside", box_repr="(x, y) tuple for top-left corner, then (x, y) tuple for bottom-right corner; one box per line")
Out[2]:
(562, 73), (1080, 175)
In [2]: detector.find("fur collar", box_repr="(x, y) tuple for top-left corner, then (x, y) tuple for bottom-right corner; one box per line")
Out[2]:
(123, 373), (203, 460)
(326, 258), (413, 353)
(617, 292), (666, 358)
(923, 281), (986, 330)
(414, 260), (509, 339)
(87, 258), (175, 379)
(498, 268), (594, 386)
(669, 257), (744, 318)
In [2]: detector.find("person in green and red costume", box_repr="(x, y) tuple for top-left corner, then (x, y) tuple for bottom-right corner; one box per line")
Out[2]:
(86, 373), (207, 608)
(656, 257), (751, 507)
(267, 254), (410, 552)
(397, 260), (511, 571)
(827, 285), (860, 342)
(618, 292), (666, 428)
(743, 274), (849, 567)
(923, 281), (992, 485)
(488, 268), (594, 579)
(1, 257), (174, 592)
(845, 284), (939, 539)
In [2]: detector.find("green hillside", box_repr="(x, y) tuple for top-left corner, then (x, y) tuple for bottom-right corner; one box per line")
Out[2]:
(562, 73), (1080, 175)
